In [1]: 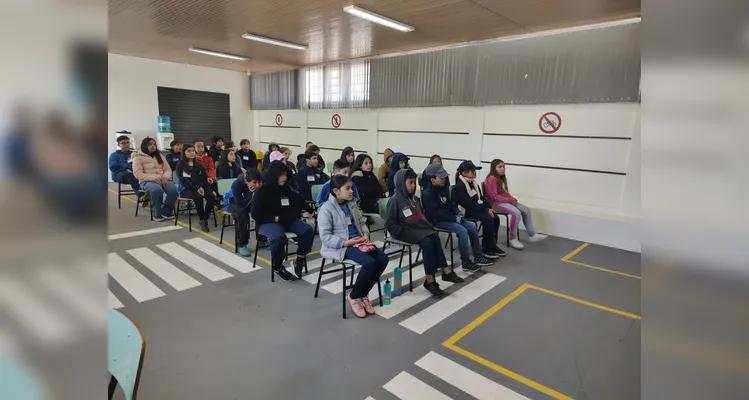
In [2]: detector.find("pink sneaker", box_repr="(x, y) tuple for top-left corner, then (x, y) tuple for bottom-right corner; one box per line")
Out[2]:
(361, 297), (376, 315)
(348, 295), (366, 318)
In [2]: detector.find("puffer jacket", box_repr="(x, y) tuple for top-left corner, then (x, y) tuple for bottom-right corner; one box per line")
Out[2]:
(132, 151), (171, 184)
(318, 194), (370, 261)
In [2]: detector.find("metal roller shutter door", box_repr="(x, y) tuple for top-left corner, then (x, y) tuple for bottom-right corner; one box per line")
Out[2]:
(157, 86), (231, 145)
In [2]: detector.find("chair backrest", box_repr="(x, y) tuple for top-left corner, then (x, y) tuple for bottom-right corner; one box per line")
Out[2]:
(377, 197), (391, 219)
(255, 150), (264, 170)
(326, 163), (333, 176)
(311, 184), (325, 204)
(218, 179), (234, 196)
(172, 171), (181, 186)
(108, 309), (145, 400)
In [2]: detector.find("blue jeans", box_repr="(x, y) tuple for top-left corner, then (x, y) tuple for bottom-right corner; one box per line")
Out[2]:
(258, 220), (314, 268)
(141, 181), (177, 218)
(113, 171), (140, 192)
(434, 220), (482, 263)
(344, 246), (389, 299)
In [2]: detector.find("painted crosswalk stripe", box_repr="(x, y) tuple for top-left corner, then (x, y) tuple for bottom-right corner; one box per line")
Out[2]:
(0, 276), (74, 345)
(183, 238), (257, 273)
(108, 253), (166, 302)
(127, 248), (201, 291)
(400, 273), (506, 334)
(36, 268), (105, 327)
(108, 225), (182, 240)
(376, 268), (470, 320)
(157, 242), (233, 281)
(109, 291), (124, 309)
(383, 371), (453, 400)
(415, 351), (530, 400)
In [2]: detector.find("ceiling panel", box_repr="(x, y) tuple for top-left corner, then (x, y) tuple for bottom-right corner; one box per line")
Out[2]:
(108, 0), (640, 72)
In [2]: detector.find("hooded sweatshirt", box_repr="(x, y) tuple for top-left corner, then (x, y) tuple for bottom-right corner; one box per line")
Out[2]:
(387, 152), (409, 197)
(251, 160), (303, 229)
(132, 150), (171, 184)
(377, 148), (394, 191)
(385, 169), (436, 244)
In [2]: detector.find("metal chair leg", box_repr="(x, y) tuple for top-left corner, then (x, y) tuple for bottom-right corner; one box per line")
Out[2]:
(314, 259), (326, 298)
(377, 281), (383, 307)
(408, 246), (414, 292)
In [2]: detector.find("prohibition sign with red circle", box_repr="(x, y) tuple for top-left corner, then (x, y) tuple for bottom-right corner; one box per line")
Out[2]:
(539, 112), (561, 134)
(331, 114), (342, 128)
(275, 114), (283, 126)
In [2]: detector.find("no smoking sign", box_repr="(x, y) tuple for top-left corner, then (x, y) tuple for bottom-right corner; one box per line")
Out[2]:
(331, 114), (342, 128)
(539, 112), (561, 134)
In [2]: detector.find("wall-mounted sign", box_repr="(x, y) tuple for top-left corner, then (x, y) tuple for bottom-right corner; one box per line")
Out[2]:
(332, 114), (342, 128)
(539, 112), (561, 134)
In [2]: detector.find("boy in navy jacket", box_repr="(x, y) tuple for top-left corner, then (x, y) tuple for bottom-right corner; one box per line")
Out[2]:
(421, 164), (495, 271)
(296, 149), (329, 203)
(109, 135), (139, 192)
(166, 140), (182, 171)
(226, 169), (263, 257)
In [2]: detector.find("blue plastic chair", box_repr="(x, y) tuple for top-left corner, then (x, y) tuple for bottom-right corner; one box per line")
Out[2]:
(108, 309), (146, 400)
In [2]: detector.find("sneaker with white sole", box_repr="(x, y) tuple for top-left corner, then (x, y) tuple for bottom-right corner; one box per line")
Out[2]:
(474, 256), (495, 267)
(462, 260), (482, 271)
(152, 216), (165, 222)
(528, 233), (548, 242)
(509, 238), (524, 250)
(348, 295), (367, 318)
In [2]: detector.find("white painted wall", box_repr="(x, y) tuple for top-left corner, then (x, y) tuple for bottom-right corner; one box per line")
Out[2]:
(256, 103), (641, 251)
(108, 53), (253, 155)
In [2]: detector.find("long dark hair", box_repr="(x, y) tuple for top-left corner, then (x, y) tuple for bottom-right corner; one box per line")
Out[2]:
(218, 149), (241, 178)
(340, 146), (355, 161)
(351, 154), (372, 174)
(330, 174), (352, 199)
(268, 143), (279, 153)
(429, 154), (442, 165)
(179, 144), (203, 171)
(140, 137), (163, 164)
(488, 159), (508, 192)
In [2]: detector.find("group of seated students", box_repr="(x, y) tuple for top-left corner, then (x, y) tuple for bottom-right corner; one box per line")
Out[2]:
(111, 135), (547, 318)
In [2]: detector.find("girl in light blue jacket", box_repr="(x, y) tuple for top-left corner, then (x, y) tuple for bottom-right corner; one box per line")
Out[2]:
(318, 175), (389, 318)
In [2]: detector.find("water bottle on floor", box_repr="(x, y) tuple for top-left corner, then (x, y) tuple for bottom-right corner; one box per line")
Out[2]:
(383, 279), (392, 305)
(392, 266), (402, 297)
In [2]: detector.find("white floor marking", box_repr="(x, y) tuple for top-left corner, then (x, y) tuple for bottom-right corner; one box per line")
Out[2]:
(183, 238), (257, 273)
(0, 276), (73, 345)
(108, 253), (166, 302)
(383, 371), (454, 400)
(303, 242), (397, 284)
(376, 268), (470, 319)
(415, 351), (531, 400)
(321, 257), (402, 294)
(35, 268), (106, 327)
(157, 242), (233, 282)
(108, 290), (124, 309)
(127, 248), (201, 291)
(401, 273), (506, 334)
(364, 397), (376, 400)
(108, 225), (182, 240)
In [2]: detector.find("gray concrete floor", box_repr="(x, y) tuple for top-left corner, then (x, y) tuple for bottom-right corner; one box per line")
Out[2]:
(107, 185), (640, 400)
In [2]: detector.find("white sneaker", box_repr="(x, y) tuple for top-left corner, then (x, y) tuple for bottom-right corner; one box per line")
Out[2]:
(509, 238), (524, 250)
(528, 233), (548, 242)
(153, 216), (165, 222)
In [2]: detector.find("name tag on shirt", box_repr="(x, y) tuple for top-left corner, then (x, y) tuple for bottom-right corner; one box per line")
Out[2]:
(281, 197), (290, 206)
(243, 156), (249, 160)
(316, 174), (320, 178)
(307, 175), (315, 182)
(346, 216), (352, 225)
(402, 208), (413, 217)
(146, 163), (155, 169)
(182, 172), (191, 178)
(477, 200), (483, 204)
(468, 189), (477, 197)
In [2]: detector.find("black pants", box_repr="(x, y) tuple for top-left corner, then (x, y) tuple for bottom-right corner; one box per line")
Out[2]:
(345, 247), (389, 299)
(180, 189), (216, 221)
(465, 211), (500, 252)
(418, 234), (449, 276)
(228, 203), (251, 247)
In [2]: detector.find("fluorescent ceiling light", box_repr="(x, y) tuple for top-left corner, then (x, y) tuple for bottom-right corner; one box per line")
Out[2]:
(343, 5), (414, 32)
(189, 47), (249, 61)
(241, 33), (307, 50)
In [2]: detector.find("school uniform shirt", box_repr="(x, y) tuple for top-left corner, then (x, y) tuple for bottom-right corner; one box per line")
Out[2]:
(251, 161), (303, 229)
(108, 149), (132, 179)
(132, 151), (171, 184)
(385, 169), (436, 244)
(236, 149), (258, 170)
(296, 165), (329, 202)
(176, 162), (210, 194)
(195, 152), (216, 180)
(166, 151), (181, 171)
(351, 169), (384, 213)
(421, 182), (461, 224)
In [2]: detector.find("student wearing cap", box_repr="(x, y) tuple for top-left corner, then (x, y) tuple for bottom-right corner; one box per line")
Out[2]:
(422, 164), (496, 271)
(387, 152), (410, 197)
(452, 160), (507, 258)
(377, 148), (394, 192)
(386, 168), (465, 298)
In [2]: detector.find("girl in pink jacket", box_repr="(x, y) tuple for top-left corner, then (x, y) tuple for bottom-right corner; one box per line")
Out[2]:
(483, 159), (547, 250)
(133, 137), (178, 221)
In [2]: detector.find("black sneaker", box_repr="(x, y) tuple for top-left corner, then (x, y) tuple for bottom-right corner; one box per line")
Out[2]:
(293, 258), (306, 279)
(494, 245), (508, 257)
(461, 260), (482, 271)
(424, 281), (444, 298)
(441, 271), (465, 283)
(198, 219), (210, 232)
(274, 267), (297, 282)
(483, 251), (500, 260)
(474, 256), (495, 267)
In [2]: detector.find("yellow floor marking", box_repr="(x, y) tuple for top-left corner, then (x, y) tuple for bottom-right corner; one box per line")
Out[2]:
(560, 242), (640, 280)
(444, 283), (640, 400)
